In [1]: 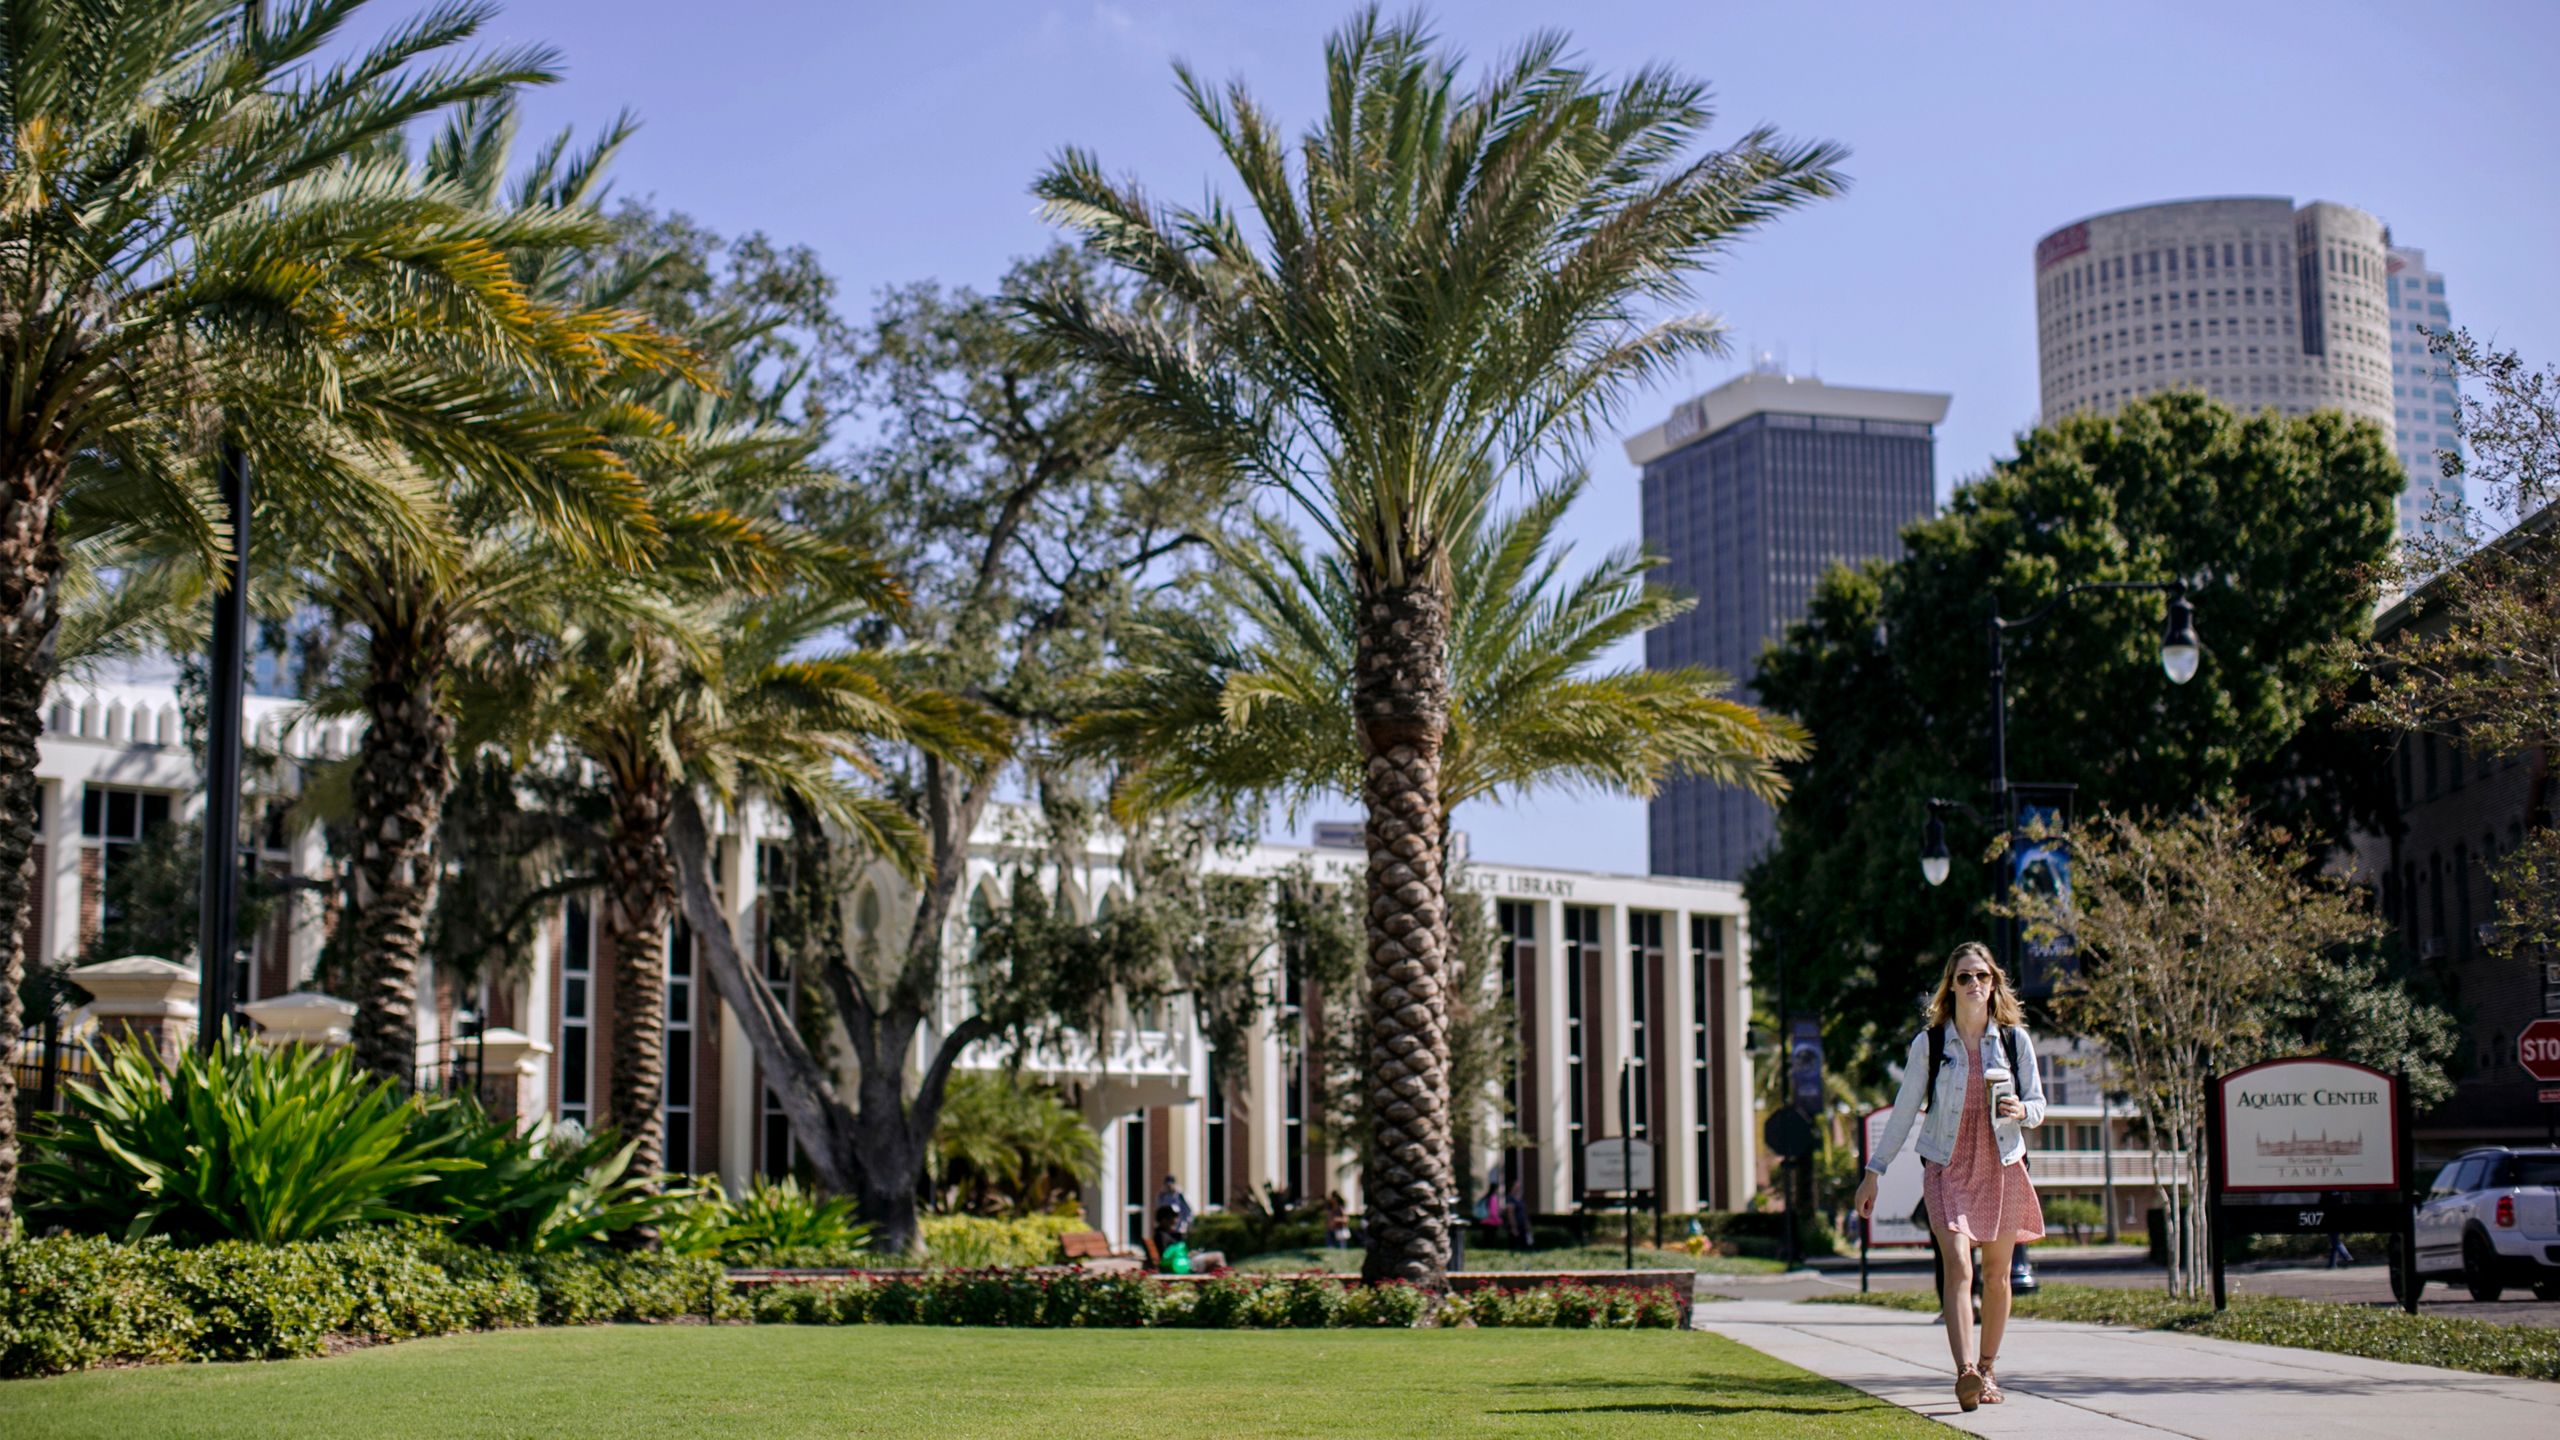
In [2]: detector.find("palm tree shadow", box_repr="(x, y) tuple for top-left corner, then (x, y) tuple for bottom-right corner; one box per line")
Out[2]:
(1494, 1370), (1898, 1419)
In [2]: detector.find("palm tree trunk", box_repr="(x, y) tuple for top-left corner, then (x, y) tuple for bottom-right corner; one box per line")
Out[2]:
(347, 614), (454, 1084)
(1354, 577), (1456, 1287)
(0, 451), (68, 1233)
(605, 766), (676, 1185)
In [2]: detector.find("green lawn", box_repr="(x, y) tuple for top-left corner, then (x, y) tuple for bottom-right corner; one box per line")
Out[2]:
(0, 1325), (1935, 1439)
(1232, 1244), (1785, 1275)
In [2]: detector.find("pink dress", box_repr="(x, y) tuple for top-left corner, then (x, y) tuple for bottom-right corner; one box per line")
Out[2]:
(1922, 1040), (2045, 1245)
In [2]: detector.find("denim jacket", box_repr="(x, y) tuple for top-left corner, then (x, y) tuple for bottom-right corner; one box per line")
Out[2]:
(1863, 1021), (2047, 1173)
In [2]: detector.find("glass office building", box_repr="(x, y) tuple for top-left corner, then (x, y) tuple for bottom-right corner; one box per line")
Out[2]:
(2385, 245), (2462, 539)
(1629, 369), (1949, 880)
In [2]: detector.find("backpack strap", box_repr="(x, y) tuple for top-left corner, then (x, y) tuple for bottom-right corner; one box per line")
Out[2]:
(2003, 1025), (2024, 1080)
(1923, 1021), (1947, 1112)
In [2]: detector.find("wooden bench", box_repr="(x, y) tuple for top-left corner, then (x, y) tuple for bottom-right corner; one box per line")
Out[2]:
(1059, 1230), (1143, 1272)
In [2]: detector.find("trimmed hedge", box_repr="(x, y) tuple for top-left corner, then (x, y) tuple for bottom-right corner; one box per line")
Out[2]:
(0, 1232), (737, 1378)
(1815, 1283), (2560, 1382)
(916, 1212), (1091, 1268)
(744, 1270), (1679, 1331)
(0, 1235), (1685, 1379)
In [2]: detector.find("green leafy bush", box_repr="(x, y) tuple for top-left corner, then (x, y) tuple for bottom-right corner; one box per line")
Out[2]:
(662, 1177), (875, 1263)
(1186, 1211), (1324, 1260)
(0, 1232), (737, 1377)
(22, 1035), (465, 1243)
(1816, 1284), (2560, 1382)
(22, 1035), (673, 1251)
(1445, 1281), (1682, 1329)
(918, 1211), (1088, 1268)
(2042, 1195), (2103, 1243)
(404, 1107), (665, 1252)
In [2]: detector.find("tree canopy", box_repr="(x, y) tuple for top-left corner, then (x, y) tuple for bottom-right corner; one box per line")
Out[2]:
(1747, 392), (2401, 1069)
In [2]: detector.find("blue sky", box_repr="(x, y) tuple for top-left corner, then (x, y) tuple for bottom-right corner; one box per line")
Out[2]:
(460, 0), (2557, 873)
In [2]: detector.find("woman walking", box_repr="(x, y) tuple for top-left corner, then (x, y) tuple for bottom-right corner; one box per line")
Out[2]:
(1855, 942), (2047, 1411)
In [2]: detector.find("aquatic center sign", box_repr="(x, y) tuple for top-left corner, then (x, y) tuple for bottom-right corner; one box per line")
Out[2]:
(2213, 1057), (2403, 1194)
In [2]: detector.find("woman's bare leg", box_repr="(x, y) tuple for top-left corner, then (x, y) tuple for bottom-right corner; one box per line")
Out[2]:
(1934, 1223), (1976, 1368)
(1977, 1238), (2016, 1367)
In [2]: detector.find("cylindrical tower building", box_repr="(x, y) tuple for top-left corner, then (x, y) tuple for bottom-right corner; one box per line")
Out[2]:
(2033, 196), (2392, 447)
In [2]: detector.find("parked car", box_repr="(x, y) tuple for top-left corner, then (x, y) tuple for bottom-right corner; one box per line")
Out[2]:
(2393, 1147), (2560, 1303)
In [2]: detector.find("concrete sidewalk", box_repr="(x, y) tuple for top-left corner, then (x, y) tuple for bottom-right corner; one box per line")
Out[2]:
(1693, 1298), (2560, 1439)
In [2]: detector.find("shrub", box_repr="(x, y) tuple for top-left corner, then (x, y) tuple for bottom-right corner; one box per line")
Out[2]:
(22, 1034), (464, 1243)
(661, 1177), (874, 1263)
(918, 1211), (1088, 1268)
(404, 1108), (664, 1253)
(1338, 1281), (1427, 1328)
(2042, 1195), (2103, 1244)
(1186, 1211), (1324, 1260)
(0, 1234), (193, 1375)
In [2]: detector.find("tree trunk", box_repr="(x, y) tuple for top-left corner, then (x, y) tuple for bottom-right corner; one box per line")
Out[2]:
(668, 792), (859, 1196)
(0, 452), (68, 1233)
(604, 766), (676, 1184)
(347, 611), (454, 1084)
(1353, 577), (1455, 1287)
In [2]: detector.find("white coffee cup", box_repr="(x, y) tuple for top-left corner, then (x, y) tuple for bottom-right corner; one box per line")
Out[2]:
(1984, 1067), (2016, 1122)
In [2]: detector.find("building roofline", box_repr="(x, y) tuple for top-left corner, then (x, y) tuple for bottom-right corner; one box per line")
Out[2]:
(2034, 195), (2301, 247)
(1622, 371), (1951, 468)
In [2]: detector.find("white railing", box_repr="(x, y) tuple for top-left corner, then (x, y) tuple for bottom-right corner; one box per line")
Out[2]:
(2027, 1149), (2189, 1185)
(960, 1025), (1190, 1083)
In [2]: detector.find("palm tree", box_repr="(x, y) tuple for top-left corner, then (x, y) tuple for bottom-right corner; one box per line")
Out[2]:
(1066, 471), (1809, 824)
(1027, 9), (1846, 1282)
(305, 95), (681, 1083)
(0, 0), (644, 1226)
(523, 586), (994, 1185)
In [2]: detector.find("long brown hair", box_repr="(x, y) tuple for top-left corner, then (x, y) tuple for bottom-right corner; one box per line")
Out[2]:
(1925, 941), (2024, 1030)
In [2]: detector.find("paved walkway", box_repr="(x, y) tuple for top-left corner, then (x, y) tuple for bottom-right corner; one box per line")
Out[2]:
(1693, 1298), (2560, 1439)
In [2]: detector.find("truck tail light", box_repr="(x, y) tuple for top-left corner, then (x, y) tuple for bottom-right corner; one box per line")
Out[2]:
(2495, 1194), (2515, 1228)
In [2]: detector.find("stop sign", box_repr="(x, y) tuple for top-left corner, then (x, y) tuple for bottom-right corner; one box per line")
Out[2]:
(2521, 1019), (2560, 1083)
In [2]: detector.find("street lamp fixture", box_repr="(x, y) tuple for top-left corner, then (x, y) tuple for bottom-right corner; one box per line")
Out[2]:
(2159, 591), (2201, 685)
(1921, 810), (1950, 888)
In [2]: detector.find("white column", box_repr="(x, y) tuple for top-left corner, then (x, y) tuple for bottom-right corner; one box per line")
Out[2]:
(1595, 904), (1630, 1140)
(41, 777), (82, 966)
(1662, 912), (1702, 1212)
(1530, 897), (1570, 1212)
(716, 799), (760, 1194)
(285, 819), (328, 989)
(517, 901), (555, 1130)
(1244, 1004), (1282, 1202)
(1723, 913), (1756, 1210)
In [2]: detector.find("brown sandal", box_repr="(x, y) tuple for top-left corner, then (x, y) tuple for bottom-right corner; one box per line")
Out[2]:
(1955, 1363), (1984, 1412)
(1978, 1355), (2005, 1405)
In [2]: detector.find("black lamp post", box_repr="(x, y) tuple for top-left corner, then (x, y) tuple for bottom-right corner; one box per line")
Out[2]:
(1921, 579), (2201, 915)
(195, 440), (250, 1054)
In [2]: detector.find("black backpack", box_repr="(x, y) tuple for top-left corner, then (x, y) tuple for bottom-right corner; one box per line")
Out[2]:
(1923, 1021), (2026, 1115)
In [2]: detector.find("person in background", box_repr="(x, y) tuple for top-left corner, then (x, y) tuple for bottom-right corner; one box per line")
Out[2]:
(1478, 1179), (1505, 1233)
(1505, 1175), (1534, 1249)
(1324, 1192), (1352, 1249)
(1152, 1175), (1193, 1253)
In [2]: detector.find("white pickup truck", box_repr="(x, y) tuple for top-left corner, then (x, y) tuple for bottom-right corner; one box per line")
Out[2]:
(2394, 1146), (2560, 1303)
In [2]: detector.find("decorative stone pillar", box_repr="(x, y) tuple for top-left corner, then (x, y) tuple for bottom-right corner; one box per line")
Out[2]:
(240, 991), (357, 1050)
(67, 956), (198, 1064)
(468, 1027), (552, 1126)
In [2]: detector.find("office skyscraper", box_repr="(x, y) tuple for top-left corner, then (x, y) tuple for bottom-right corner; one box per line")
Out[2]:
(1630, 368), (1949, 880)
(2033, 197), (2394, 450)
(2386, 245), (2462, 537)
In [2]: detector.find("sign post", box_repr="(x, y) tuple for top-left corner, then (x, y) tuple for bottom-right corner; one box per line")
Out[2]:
(1856, 1105), (1929, 1294)
(2522, 1021), (2560, 1143)
(2208, 1057), (2414, 1314)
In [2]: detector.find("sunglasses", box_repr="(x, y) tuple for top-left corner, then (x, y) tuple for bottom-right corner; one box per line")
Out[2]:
(1953, 970), (1996, 987)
